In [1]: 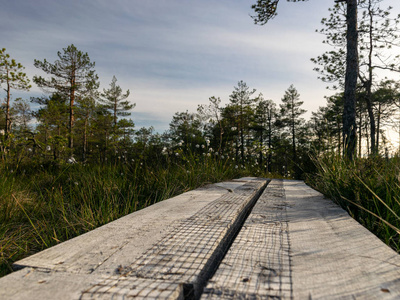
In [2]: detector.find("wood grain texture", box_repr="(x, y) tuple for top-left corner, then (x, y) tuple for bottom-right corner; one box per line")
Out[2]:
(286, 180), (400, 299)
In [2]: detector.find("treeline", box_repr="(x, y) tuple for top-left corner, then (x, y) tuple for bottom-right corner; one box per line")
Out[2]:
(1, 42), (400, 179)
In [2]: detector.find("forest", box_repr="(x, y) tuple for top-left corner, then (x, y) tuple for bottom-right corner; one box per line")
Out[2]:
(1, 0), (400, 277)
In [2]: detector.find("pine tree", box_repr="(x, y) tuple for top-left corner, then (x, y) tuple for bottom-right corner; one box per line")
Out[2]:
(33, 44), (99, 151)
(100, 76), (134, 132)
(76, 88), (98, 162)
(197, 96), (224, 153)
(168, 111), (203, 147)
(252, 95), (277, 172)
(229, 80), (257, 161)
(0, 48), (31, 136)
(12, 98), (32, 133)
(280, 85), (306, 174)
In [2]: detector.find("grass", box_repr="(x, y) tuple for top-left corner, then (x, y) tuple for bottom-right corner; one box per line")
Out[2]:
(307, 153), (400, 252)
(0, 154), (256, 278)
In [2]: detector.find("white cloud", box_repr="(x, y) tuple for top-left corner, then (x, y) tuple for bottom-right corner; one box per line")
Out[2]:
(2, 0), (400, 136)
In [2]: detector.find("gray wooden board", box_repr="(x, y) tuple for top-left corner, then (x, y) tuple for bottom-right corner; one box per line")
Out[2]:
(12, 180), (250, 275)
(0, 267), (102, 300)
(0, 267), (184, 300)
(286, 180), (400, 299)
(201, 179), (292, 299)
(203, 179), (400, 299)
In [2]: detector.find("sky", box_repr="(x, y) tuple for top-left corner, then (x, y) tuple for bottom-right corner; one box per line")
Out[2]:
(1, 0), (400, 134)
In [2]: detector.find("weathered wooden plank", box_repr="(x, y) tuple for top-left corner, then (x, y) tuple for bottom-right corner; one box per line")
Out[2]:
(203, 179), (400, 299)
(80, 277), (184, 299)
(0, 267), (101, 300)
(13, 180), (251, 275)
(201, 179), (292, 299)
(285, 180), (400, 299)
(0, 267), (184, 300)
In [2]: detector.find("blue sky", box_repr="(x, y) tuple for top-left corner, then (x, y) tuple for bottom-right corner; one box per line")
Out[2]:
(1, 0), (400, 133)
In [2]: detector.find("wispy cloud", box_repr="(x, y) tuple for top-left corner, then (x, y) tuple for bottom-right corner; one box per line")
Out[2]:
(1, 0), (399, 133)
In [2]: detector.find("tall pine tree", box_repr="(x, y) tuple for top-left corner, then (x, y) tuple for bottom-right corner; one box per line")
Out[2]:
(280, 85), (306, 176)
(100, 76), (134, 133)
(0, 48), (31, 136)
(33, 44), (99, 151)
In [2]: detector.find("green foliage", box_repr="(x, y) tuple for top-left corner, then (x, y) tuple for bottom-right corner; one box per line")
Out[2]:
(100, 75), (134, 129)
(251, 0), (306, 25)
(33, 44), (98, 97)
(168, 111), (204, 149)
(0, 48), (31, 135)
(312, 0), (400, 156)
(0, 48), (31, 92)
(252, 96), (277, 172)
(33, 44), (99, 150)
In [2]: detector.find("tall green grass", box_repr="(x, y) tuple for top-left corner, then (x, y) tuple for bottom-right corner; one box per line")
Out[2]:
(307, 153), (400, 252)
(0, 155), (253, 277)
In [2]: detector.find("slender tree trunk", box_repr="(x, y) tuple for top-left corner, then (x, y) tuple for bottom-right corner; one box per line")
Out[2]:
(337, 118), (341, 155)
(235, 128), (239, 162)
(290, 103), (297, 177)
(114, 99), (117, 129)
(45, 127), (48, 144)
(359, 110), (362, 157)
(240, 105), (245, 161)
(69, 75), (75, 151)
(343, 0), (358, 160)
(267, 123), (272, 173)
(365, 92), (376, 154)
(292, 124), (296, 162)
(365, 120), (370, 156)
(366, 0), (376, 155)
(105, 130), (108, 162)
(259, 131), (263, 167)
(376, 102), (381, 152)
(5, 80), (11, 137)
(218, 120), (223, 154)
(83, 116), (88, 162)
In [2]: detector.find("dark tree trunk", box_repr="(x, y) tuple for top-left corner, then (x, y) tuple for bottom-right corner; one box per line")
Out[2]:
(366, 0), (376, 155)
(376, 102), (381, 152)
(267, 115), (272, 173)
(69, 74), (75, 151)
(358, 109), (362, 157)
(259, 132), (263, 167)
(292, 123), (296, 163)
(365, 91), (376, 154)
(83, 116), (88, 162)
(343, 0), (358, 160)
(5, 81), (11, 137)
(337, 118), (341, 155)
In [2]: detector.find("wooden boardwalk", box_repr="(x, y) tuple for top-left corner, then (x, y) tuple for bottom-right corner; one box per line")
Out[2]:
(1, 178), (400, 299)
